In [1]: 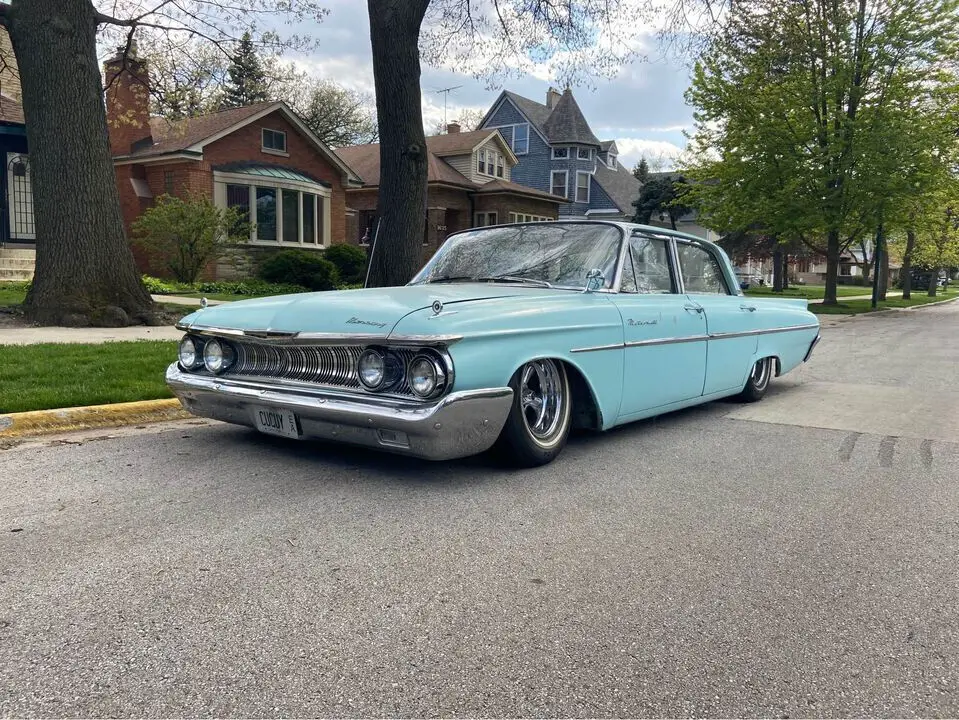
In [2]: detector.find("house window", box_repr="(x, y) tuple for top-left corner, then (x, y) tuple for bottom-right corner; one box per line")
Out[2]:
(496, 155), (504, 178)
(477, 149), (486, 174)
(608, 154), (618, 169)
(164, 171), (175, 195)
(474, 212), (498, 226)
(575, 171), (590, 203)
(220, 178), (327, 245)
(508, 213), (552, 223)
(262, 128), (287, 153)
(550, 170), (568, 198)
(513, 123), (529, 154)
(552, 147), (569, 159)
(578, 147), (592, 160)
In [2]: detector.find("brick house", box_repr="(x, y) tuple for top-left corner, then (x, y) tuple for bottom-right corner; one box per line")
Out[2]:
(334, 123), (564, 262)
(105, 49), (363, 279)
(477, 88), (641, 221)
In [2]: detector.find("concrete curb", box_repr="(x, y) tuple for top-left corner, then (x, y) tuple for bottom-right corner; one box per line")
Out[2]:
(0, 398), (190, 439)
(899, 295), (959, 311)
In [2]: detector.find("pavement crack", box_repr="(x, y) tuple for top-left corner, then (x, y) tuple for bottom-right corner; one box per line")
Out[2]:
(878, 435), (899, 468)
(920, 439), (934, 468)
(838, 432), (861, 462)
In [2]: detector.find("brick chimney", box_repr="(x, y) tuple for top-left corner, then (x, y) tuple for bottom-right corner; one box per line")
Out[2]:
(546, 87), (561, 110)
(104, 43), (153, 156)
(447, 121), (461, 134)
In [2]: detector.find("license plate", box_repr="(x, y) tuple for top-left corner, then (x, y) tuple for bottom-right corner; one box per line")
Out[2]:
(252, 406), (300, 439)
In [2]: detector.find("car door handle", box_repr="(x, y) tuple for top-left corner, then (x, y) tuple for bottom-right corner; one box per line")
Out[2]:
(740, 304), (757, 312)
(684, 304), (704, 314)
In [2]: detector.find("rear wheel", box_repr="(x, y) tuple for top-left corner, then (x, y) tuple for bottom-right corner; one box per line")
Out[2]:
(738, 356), (773, 402)
(495, 359), (571, 467)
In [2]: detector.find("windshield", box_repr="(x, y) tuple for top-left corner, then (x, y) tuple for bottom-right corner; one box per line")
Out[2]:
(409, 223), (623, 290)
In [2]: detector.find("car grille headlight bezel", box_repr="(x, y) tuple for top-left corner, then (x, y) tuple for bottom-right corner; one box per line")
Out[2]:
(202, 338), (234, 374)
(357, 347), (404, 392)
(178, 335), (202, 370)
(408, 352), (447, 399)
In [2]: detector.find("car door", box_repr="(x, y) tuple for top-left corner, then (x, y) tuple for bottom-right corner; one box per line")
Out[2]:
(610, 233), (708, 418)
(674, 240), (759, 395)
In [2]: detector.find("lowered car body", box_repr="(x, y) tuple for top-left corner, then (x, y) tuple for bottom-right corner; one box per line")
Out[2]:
(166, 221), (820, 466)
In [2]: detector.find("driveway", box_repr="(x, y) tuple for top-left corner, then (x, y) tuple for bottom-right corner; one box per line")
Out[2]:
(1, 303), (957, 717)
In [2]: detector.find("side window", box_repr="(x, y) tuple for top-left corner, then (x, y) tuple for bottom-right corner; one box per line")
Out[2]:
(628, 236), (673, 293)
(676, 243), (729, 294)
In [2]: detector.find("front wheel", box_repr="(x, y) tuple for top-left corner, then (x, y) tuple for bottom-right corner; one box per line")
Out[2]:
(494, 359), (572, 467)
(738, 356), (773, 402)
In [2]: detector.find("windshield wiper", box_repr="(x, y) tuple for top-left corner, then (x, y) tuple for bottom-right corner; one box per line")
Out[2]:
(478, 275), (553, 288)
(427, 275), (478, 283)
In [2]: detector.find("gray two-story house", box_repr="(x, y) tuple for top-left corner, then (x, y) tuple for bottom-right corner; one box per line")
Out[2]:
(477, 87), (640, 221)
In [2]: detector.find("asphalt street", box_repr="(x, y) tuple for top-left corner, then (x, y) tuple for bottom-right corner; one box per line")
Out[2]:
(2, 302), (958, 717)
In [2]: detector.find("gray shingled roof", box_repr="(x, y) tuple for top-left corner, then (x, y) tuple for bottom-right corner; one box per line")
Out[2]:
(541, 89), (601, 146)
(593, 159), (641, 215)
(503, 91), (552, 131)
(600, 140), (618, 154)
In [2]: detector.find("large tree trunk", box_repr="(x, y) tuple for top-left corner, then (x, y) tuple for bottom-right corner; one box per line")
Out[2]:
(823, 229), (841, 305)
(6, 0), (155, 326)
(772, 246), (784, 292)
(928, 268), (939, 297)
(781, 252), (789, 290)
(901, 229), (916, 299)
(365, 0), (431, 288)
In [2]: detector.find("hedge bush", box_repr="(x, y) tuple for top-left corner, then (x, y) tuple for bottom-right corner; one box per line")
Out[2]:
(257, 250), (340, 291)
(324, 244), (368, 285)
(142, 275), (308, 297)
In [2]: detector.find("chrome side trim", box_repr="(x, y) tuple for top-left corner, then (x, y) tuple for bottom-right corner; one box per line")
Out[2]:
(626, 334), (709, 348)
(803, 332), (821, 362)
(708, 323), (820, 341)
(570, 323), (819, 354)
(570, 342), (624, 354)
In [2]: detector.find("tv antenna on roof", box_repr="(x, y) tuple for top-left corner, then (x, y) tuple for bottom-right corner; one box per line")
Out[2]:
(434, 85), (463, 127)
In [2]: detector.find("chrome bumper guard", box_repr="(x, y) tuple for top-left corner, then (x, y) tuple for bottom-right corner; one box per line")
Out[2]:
(165, 363), (514, 461)
(803, 332), (821, 362)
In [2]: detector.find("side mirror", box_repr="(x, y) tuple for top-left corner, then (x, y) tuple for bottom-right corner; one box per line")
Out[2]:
(584, 268), (606, 293)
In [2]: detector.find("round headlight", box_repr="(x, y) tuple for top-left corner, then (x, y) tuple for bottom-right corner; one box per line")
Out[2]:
(203, 338), (229, 373)
(178, 336), (198, 369)
(357, 349), (386, 389)
(409, 355), (446, 398)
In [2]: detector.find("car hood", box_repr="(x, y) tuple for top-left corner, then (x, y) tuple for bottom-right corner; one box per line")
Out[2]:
(175, 283), (568, 336)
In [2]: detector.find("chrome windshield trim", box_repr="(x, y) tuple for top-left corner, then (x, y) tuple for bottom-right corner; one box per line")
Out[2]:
(177, 325), (462, 346)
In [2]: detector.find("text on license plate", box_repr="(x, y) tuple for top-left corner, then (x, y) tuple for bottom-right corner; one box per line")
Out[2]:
(252, 406), (300, 439)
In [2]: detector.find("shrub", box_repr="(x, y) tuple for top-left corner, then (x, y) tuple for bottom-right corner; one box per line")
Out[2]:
(258, 250), (340, 291)
(131, 193), (249, 284)
(324, 244), (368, 285)
(193, 280), (308, 296)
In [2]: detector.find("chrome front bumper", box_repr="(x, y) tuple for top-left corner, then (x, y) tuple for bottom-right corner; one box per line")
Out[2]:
(165, 364), (514, 461)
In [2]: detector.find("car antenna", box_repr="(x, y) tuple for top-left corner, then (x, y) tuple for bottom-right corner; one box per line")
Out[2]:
(363, 220), (382, 289)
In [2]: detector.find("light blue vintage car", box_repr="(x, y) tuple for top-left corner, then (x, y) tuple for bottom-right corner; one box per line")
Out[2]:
(166, 221), (820, 466)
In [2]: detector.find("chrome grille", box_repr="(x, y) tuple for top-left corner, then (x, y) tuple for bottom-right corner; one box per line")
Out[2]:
(226, 341), (420, 396)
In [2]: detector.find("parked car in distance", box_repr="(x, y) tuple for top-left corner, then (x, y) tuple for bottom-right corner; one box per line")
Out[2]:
(898, 269), (947, 290)
(166, 221), (821, 467)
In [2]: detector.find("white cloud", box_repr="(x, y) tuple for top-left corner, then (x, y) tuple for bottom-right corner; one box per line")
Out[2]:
(614, 137), (686, 171)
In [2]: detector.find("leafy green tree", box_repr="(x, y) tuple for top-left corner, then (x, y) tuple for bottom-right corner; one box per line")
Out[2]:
(681, 0), (959, 305)
(131, 193), (249, 284)
(632, 175), (692, 230)
(220, 31), (268, 108)
(633, 158), (650, 183)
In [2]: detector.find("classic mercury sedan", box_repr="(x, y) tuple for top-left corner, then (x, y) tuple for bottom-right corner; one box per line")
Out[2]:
(166, 221), (820, 466)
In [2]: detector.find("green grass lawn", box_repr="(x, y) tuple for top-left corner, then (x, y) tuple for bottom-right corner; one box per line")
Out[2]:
(0, 284), (26, 306)
(810, 287), (959, 314)
(744, 284), (872, 299)
(0, 341), (177, 413)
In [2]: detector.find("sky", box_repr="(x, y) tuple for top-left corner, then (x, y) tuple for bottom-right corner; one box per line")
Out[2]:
(284, 0), (696, 172)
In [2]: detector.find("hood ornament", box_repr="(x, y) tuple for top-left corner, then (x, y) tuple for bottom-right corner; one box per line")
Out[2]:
(200, 297), (208, 309)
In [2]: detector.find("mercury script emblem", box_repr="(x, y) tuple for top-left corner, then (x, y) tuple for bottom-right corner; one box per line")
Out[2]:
(347, 316), (388, 328)
(627, 318), (658, 326)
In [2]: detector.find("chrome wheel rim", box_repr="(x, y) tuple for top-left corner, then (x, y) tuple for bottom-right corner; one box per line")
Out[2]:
(751, 357), (771, 390)
(519, 359), (564, 443)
